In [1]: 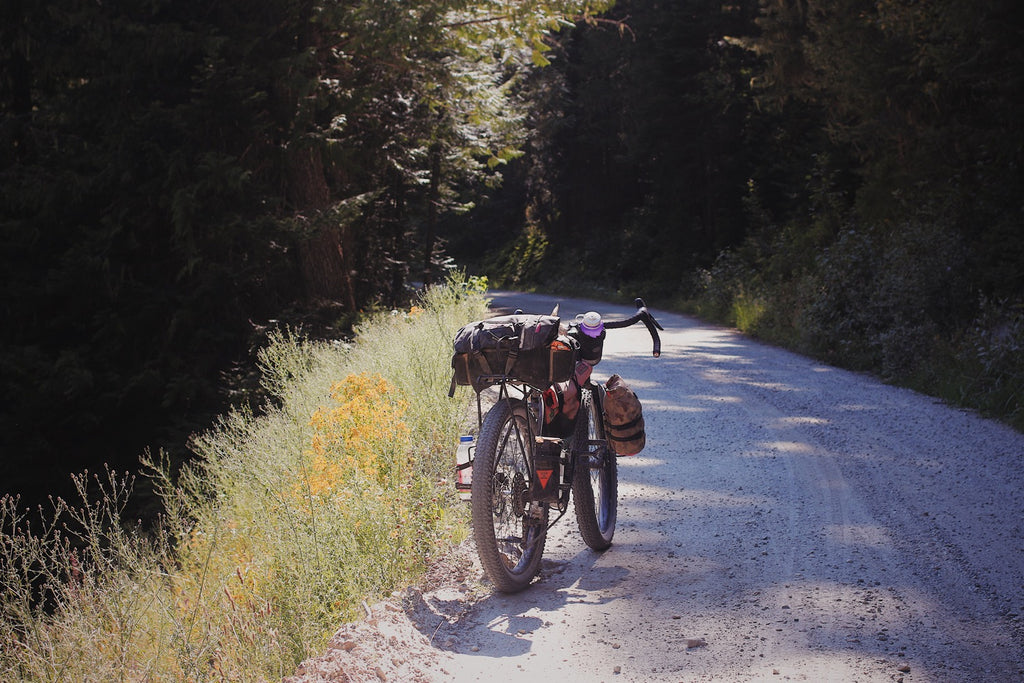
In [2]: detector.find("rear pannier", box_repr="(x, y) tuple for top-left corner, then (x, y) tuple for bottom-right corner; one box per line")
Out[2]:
(603, 374), (646, 456)
(450, 314), (578, 392)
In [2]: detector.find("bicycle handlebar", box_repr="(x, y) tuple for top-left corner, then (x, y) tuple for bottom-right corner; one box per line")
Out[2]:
(514, 297), (664, 358)
(600, 298), (663, 358)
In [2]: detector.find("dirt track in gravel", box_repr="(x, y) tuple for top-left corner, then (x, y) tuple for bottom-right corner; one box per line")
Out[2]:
(287, 292), (1024, 683)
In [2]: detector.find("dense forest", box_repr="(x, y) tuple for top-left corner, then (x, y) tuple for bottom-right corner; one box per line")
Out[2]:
(463, 0), (1024, 422)
(2, 1), (1022, 506)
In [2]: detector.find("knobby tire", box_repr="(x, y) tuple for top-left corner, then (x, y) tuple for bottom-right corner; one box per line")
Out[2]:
(471, 398), (549, 593)
(572, 389), (617, 550)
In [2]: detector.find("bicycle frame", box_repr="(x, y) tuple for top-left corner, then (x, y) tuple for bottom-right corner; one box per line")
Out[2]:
(473, 376), (608, 523)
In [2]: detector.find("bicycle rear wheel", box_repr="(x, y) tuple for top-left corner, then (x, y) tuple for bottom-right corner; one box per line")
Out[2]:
(572, 388), (617, 550)
(471, 397), (549, 593)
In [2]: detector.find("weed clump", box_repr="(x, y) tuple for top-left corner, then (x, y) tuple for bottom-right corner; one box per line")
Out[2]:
(0, 276), (490, 680)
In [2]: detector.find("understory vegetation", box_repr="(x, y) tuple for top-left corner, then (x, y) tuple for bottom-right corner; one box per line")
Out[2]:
(0, 279), (488, 680)
(687, 198), (1024, 431)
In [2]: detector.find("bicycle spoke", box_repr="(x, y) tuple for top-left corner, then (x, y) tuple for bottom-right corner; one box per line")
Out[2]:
(471, 398), (549, 592)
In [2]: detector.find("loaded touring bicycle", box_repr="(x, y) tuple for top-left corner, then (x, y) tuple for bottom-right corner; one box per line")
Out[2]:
(449, 299), (662, 592)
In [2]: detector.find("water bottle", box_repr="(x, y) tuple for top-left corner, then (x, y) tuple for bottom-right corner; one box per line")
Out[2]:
(455, 435), (474, 501)
(579, 311), (604, 337)
(575, 311), (606, 364)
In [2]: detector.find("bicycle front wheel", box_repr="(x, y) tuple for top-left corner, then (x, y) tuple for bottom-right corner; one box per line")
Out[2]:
(471, 397), (549, 593)
(572, 388), (617, 550)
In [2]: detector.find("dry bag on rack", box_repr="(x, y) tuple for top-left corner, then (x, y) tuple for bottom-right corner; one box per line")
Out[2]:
(603, 374), (646, 456)
(450, 314), (577, 393)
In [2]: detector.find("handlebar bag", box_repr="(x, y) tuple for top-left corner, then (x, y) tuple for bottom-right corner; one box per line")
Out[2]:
(603, 374), (646, 456)
(451, 314), (576, 391)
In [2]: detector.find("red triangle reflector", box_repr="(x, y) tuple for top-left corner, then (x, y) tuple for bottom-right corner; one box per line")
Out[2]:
(536, 469), (553, 488)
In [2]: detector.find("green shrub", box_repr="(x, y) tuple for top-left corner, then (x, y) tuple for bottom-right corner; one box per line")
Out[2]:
(685, 202), (1024, 432)
(732, 289), (768, 335)
(487, 224), (550, 288)
(800, 217), (967, 378)
(948, 297), (1024, 428)
(692, 250), (750, 323)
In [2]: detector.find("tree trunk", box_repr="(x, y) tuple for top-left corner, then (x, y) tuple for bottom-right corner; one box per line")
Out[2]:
(288, 145), (357, 310)
(422, 143), (442, 286)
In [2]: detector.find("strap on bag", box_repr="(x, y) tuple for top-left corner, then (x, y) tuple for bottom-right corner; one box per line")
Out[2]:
(606, 414), (644, 433)
(503, 346), (518, 377)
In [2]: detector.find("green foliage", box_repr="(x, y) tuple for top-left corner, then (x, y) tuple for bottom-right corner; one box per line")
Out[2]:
(0, 277), (490, 680)
(553, 0), (762, 272)
(1, 0), (305, 504)
(0, 0), (615, 507)
(682, 1), (1023, 426)
(731, 290), (768, 336)
(454, 0), (772, 295)
(471, 0), (1024, 428)
(804, 223), (961, 377)
(687, 198), (1024, 425)
(487, 224), (551, 288)
(932, 298), (1024, 430)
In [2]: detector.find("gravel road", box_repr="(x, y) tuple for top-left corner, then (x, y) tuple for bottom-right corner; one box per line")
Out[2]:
(290, 292), (1024, 683)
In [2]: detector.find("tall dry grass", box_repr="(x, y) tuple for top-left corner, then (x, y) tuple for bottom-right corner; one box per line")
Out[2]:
(0, 276), (490, 681)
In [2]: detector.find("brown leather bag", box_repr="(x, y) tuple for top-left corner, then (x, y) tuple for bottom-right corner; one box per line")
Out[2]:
(603, 374), (646, 456)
